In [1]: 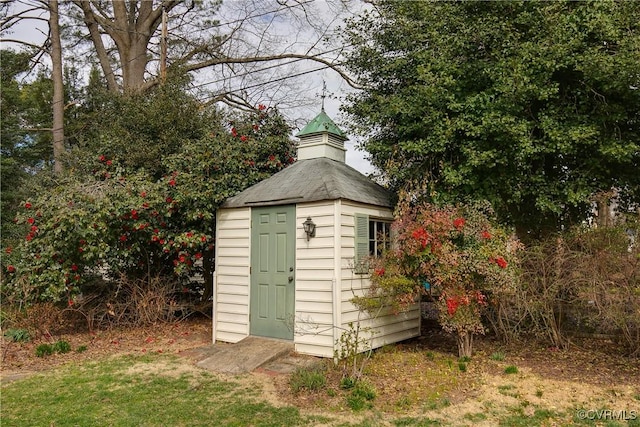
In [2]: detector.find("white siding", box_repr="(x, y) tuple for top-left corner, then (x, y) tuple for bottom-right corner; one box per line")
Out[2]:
(214, 208), (251, 343)
(294, 201), (337, 358)
(213, 199), (420, 358)
(338, 201), (421, 353)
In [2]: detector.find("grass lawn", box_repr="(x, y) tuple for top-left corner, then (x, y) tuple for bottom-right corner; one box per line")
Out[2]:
(1, 353), (325, 427)
(2, 318), (639, 426)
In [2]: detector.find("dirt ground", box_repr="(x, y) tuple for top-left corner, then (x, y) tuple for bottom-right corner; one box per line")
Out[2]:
(2, 315), (639, 425)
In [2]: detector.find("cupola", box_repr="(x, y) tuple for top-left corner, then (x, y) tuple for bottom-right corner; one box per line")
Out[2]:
(295, 109), (348, 163)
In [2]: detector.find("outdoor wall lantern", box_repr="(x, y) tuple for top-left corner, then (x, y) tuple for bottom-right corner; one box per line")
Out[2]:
(303, 216), (316, 240)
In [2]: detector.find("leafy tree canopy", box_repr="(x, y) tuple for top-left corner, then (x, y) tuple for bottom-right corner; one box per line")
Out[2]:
(342, 0), (640, 237)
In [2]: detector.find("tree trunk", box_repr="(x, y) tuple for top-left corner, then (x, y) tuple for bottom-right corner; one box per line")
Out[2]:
(49, 0), (65, 175)
(457, 331), (474, 358)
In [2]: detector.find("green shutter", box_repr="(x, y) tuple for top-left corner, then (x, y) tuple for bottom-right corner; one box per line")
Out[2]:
(354, 213), (369, 274)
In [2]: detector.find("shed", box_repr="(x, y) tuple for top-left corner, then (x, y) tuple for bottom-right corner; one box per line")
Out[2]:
(212, 110), (421, 357)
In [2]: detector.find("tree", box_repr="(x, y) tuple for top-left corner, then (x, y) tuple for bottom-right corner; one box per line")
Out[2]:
(62, 0), (357, 100)
(0, 49), (58, 250)
(49, 0), (64, 174)
(342, 1), (640, 237)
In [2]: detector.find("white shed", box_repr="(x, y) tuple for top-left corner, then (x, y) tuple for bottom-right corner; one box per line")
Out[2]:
(212, 110), (421, 357)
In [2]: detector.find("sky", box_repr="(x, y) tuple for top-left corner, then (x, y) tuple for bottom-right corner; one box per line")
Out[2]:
(1, 0), (374, 174)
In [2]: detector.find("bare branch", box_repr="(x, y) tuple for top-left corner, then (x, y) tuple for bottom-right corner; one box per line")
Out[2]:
(182, 53), (359, 89)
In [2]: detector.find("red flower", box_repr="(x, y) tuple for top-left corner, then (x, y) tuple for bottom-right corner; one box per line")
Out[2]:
(168, 179), (176, 187)
(140, 191), (147, 198)
(195, 252), (202, 259)
(453, 217), (465, 230)
(30, 225), (38, 232)
(495, 256), (508, 269)
(6, 265), (16, 273)
(5, 247), (12, 254)
(68, 299), (74, 307)
(240, 135), (248, 142)
(27, 217), (35, 224)
(186, 232), (193, 238)
(119, 235), (127, 242)
(130, 209), (139, 219)
(201, 236), (207, 242)
(258, 104), (266, 111)
(166, 197), (173, 203)
(71, 264), (78, 271)
(24, 202), (32, 209)
(179, 254), (187, 263)
(411, 228), (430, 249)
(106, 160), (112, 166)
(268, 154), (276, 162)
(231, 127), (238, 137)
(446, 298), (459, 316)
(26, 232), (34, 241)
(99, 155), (106, 162)
(253, 124), (259, 131)
(374, 268), (385, 276)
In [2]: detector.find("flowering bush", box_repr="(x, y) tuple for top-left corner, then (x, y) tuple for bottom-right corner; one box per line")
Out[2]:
(356, 201), (520, 357)
(1, 106), (295, 308)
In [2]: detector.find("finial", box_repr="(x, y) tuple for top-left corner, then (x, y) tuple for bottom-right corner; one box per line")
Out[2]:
(320, 80), (327, 112)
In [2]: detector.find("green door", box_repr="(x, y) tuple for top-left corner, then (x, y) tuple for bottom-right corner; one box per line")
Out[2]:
(250, 205), (295, 340)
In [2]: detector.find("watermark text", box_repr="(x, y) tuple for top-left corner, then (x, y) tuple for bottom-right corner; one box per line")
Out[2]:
(576, 409), (637, 421)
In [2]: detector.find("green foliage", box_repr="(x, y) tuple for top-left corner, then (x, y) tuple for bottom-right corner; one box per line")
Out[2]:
(504, 365), (519, 375)
(1, 96), (295, 307)
(340, 377), (356, 390)
(76, 345), (88, 353)
(289, 366), (327, 393)
(53, 340), (71, 354)
(343, 1), (640, 237)
(490, 352), (506, 362)
(35, 344), (54, 357)
(35, 340), (72, 357)
(0, 50), (52, 252)
(1, 353), (315, 426)
(3, 328), (30, 343)
(346, 381), (376, 411)
(354, 201), (519, 357)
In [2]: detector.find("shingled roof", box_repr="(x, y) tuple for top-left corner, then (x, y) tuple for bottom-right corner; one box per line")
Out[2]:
(222, 157), (393, 208)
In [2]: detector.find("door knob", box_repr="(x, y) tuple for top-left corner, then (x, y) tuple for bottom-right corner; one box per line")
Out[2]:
(288, 275), (294, 282)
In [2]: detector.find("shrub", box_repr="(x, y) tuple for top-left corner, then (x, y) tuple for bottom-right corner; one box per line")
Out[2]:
(35, 344), (53, 357)
(289, 366), (326, 393)
(487, 223), (640, 356)
(53, 340), (71, 354)
(504, 365), (518, 374)
(3, 328), (30, 343)
(353, 201), (520, 358)
(2, 107), (296, 308)
(346, 381), (376, 411)
(490, 352), (505, 361)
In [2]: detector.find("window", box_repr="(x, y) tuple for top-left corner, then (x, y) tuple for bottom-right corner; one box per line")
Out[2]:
(369, 219), (391, 257)
(354, 214), (392, 274)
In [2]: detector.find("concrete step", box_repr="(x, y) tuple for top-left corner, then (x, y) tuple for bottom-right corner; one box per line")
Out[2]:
(196, 336), (294, 374)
